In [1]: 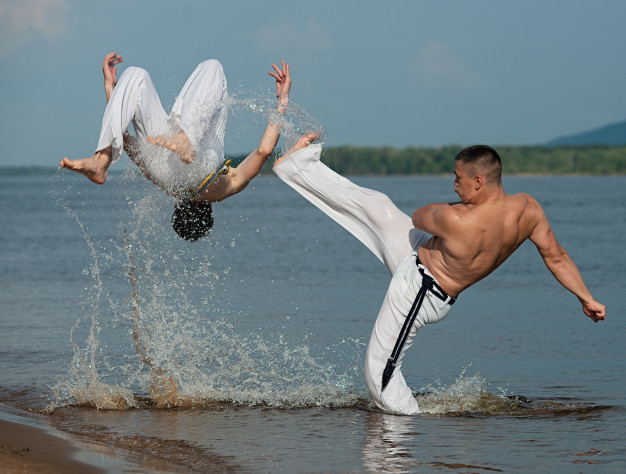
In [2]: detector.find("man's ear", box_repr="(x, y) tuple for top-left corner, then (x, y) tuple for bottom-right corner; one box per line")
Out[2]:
(473, 174), (484, 190)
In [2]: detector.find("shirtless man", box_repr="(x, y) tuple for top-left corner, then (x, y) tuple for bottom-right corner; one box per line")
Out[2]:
(274, 135), (606, 415)
(61, 52), (292, 240)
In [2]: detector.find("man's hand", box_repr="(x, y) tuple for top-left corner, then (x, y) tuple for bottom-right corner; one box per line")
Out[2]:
(582, 299), (606, 323)
(269, 60), (291, 100)
(103, 52), (123, 102)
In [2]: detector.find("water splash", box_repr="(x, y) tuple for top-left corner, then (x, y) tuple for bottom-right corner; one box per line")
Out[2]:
(48, 95), (365, 411)
(224, 92), (327, 156)
(416, 363), (606, 417)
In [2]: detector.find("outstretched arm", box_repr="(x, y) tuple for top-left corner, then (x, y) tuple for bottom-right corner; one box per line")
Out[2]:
(530, 211), (606, 322)
(207, 60), (292, 201)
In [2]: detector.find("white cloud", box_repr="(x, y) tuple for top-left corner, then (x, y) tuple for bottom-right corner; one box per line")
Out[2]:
(0, 0), (70, 56)
(408, 41), (487, 90)
(254, 18), (333, 52)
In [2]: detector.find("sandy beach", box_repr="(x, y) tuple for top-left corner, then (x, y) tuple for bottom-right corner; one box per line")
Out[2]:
(0, 418), (105, 474)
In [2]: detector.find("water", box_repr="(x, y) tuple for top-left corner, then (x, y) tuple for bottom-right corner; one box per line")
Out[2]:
(0, 167), (624, 472)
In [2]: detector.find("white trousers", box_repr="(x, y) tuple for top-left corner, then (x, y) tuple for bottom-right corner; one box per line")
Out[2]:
(96, 59), (228, 194)
(274, 144), (455, 415)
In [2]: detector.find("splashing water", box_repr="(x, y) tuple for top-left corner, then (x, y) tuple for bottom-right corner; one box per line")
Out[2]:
(223, 91), (327, 156)
(416, 363), (604, 417)
(49, 96), (366, 412)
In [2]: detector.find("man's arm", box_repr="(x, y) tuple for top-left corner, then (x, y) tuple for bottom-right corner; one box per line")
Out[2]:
(103, 53), (142, 165)
(210, 60), (291, 201)
(530, 207), (606, 322)
(103, 52), (123, 102)
(412, 202), (460, 236)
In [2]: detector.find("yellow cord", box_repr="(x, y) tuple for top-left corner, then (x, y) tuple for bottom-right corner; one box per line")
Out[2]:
(184, 159), (231, 202)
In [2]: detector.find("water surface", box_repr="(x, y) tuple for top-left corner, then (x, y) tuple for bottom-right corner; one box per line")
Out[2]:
(0, 168), (623, 472)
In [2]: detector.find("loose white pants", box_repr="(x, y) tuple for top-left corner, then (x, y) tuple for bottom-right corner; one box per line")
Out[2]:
(95, 59), (228, 194)
(273, 144), (455, 415)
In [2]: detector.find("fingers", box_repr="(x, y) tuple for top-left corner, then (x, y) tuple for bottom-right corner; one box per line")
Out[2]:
(104, 52), (123, 69)
(586, 305), (606, 323)
(105, 52), (123, 63)
(269, 60), (289, 80)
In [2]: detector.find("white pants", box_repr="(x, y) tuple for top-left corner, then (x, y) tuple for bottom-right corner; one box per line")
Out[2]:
(274, 144), (455, 415)
(96, 59), (228, 194)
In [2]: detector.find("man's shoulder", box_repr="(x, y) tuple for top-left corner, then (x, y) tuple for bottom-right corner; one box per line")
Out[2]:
(508, 192), (541, 209)
(507, 192), (547, 233)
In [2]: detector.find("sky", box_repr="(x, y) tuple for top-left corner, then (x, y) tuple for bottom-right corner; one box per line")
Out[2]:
(1, 0), (625, 166)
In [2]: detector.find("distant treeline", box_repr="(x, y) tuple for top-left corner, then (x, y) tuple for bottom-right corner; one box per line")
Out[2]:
(4, 145), (626, 176)
(0, 166), (60, 176)
(280, 144), (626, 176)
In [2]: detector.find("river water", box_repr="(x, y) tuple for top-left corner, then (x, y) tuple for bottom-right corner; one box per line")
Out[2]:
(0, 166), (624, 472)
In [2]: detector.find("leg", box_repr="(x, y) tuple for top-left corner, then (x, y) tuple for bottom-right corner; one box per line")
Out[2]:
(59, 147), (112, 185)
(273, 143), (430, 274)
(160, 59), (228, 169)
(146, 131), (195, 164)
(364, 255), (453, 415)
(62, 66), (169, 183)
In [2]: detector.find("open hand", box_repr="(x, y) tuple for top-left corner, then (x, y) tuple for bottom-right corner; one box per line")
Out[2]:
(269, 59), (291, 99)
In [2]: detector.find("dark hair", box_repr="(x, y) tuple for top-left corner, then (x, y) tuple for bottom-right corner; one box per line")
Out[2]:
(455, 145), (502, 184)
(171, 200), (214, 241)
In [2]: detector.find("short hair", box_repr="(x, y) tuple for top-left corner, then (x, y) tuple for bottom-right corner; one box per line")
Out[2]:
(455, 145), (502, 184)
(171, 200), (214, 241)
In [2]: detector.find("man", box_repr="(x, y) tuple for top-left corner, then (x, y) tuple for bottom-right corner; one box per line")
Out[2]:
(273, 134), (606, 415)
(61, 52), (292, 240)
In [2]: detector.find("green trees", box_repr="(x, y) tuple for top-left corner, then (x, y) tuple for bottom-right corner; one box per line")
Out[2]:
(3, 146), (625, 176)
(278, 145), (626, 176)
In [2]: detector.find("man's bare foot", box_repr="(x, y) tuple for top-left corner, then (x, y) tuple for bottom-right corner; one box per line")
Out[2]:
(274, 132), (320, 167)
(147, 131), (195, 164)
(60, 148), (112, 184)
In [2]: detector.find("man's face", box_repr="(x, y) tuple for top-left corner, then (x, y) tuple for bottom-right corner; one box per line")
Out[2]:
(453, 161), (475, 203)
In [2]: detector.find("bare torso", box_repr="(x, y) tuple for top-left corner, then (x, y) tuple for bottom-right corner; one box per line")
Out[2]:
(417, 192), (543, 297)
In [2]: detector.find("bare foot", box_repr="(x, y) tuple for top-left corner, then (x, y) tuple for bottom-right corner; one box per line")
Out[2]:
(274, 132), (320, 167)
(147, 131), (195, 164)
(60, 148), (112, 184)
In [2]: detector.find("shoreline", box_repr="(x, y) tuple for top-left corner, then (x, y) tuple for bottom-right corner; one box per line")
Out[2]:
(0, 417), (106, 474)
(0, 405), (185, 473)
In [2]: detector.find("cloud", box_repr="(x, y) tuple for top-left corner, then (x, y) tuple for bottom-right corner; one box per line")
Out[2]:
(254, 18), (333, 52)
(408, 41), (487, 90)
(0, 0), (70, 56)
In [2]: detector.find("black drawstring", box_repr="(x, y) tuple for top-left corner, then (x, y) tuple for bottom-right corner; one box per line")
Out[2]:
(381, 258), (455, 392)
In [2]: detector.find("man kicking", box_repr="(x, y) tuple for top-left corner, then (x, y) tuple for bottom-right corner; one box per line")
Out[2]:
(273, 134), (606, 415)
(61, 52), (292, 240)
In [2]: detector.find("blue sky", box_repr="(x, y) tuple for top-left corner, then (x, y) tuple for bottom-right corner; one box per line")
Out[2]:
(1, 0), (625, 166)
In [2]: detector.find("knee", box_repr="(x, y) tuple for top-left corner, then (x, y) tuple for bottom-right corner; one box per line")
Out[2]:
(198, 59), (223, 72)
(197, 59), (226, 81)
(121, 66), (151, 82)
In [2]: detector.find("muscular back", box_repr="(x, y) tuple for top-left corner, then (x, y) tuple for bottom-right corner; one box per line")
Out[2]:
(416, 192), (546, 297)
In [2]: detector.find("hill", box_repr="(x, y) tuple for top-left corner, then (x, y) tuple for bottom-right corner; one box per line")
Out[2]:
(547, 120), (626, 146)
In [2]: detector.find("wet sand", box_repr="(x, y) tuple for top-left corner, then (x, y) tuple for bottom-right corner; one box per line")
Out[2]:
(0, 407), (237, 473)
(0, 418), (105, 474)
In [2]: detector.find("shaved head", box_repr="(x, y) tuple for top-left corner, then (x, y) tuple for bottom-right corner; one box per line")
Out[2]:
(455, 145), (502, 185)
